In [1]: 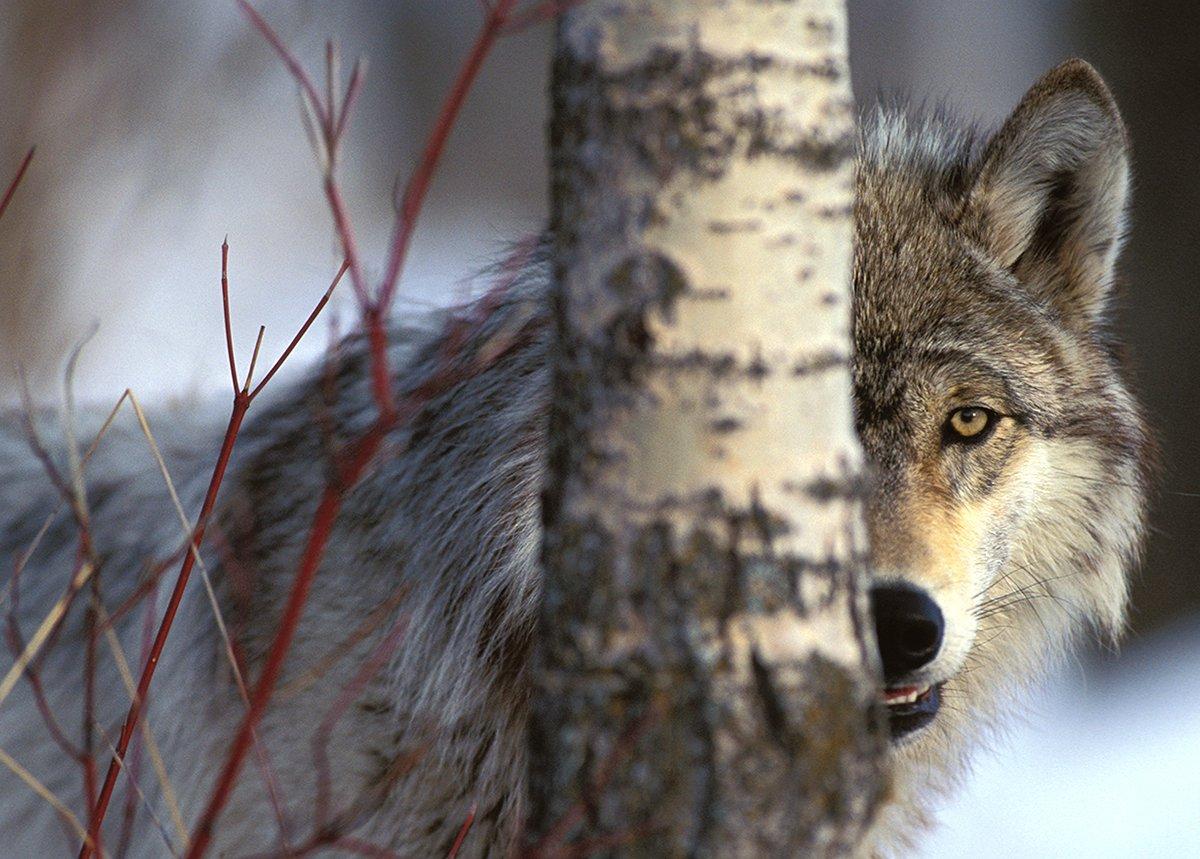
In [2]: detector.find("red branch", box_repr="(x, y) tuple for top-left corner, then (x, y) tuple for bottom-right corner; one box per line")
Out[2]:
(0, 146), (34, 222)
(81, 249), (347, 857)
(186, 425), (384, 857)
(221, 239), (240, 391)
(181, 3), (535, 853)
(251, 260), (349, 399)
(114, 583), (159, 859)
(376, 0), (520, 309)
(84, 391), (250, 857)
(446, 803), (478, 859)
(80, 0), (561, 853)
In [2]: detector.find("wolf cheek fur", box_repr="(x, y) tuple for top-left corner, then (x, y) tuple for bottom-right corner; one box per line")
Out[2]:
(0, 60), (1150, 856)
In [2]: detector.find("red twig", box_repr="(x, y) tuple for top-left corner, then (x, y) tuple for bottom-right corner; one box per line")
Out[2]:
(323, 177), (372, 309)
(251, 260), (348, 399)
(114, 583), (159, 859)
(377, 0), (520, 310)
(221, 239), (240, 391)
(81, 250), (346, 857)
(333, 60), (367, 147)
(204, 525), (294, 848)
(234, 2), (328, 130)
(0, 146), (34, 222)
(446, 803), (477, 859)
(84, 394), (250, 857)
(186, 424), (384, 857)
(365, 307), (395, 419)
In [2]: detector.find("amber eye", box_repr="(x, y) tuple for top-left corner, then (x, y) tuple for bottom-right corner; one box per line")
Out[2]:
(946, 407), (994, 441)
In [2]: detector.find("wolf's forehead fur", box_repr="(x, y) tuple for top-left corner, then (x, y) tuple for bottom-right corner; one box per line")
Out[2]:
(850, 105), (1140, 454)
(858, 107), (978, 200)
(855, 107), (1035, 343)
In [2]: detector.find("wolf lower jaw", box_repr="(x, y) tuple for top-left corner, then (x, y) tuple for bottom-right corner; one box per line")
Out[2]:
(883, 681), (943, 741)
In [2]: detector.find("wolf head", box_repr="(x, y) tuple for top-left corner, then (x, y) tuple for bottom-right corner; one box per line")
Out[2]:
(852, 59), (1152, 832)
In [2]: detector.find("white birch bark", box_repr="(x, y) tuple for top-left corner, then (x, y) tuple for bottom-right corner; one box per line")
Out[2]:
(531, 0), (885, 855)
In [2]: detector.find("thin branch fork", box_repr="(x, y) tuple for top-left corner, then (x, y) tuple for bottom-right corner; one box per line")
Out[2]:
(236, 0), (371, 308)
(81, 250), (347, 858)
(181, 3), (537, 854)
(185, 257), (546, 858)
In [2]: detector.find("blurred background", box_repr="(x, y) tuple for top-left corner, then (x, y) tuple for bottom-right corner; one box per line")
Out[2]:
(1, 1), (1196, 854)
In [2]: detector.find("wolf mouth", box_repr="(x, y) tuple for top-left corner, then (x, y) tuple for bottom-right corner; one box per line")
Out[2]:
(883, 682), (943, 740)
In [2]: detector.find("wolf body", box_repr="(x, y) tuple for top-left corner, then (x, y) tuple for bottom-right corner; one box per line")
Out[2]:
(0, 60), (1149, 856)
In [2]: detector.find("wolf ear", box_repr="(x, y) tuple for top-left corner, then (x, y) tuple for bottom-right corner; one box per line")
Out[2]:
(963, 59), (1129, 330)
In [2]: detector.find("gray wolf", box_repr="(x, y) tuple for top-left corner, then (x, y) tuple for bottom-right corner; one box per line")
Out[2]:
(0, 59), (1150, 856)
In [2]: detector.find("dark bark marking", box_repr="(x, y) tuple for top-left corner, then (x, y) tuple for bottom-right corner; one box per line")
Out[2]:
(750, 647), (794, 749)
(792, 350), (849, 376)
(552, 45), (854, 185)
(707, 218), (763, 234)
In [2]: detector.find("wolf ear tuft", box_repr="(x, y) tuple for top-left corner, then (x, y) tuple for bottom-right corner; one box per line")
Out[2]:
(963, 59), (1129, 330)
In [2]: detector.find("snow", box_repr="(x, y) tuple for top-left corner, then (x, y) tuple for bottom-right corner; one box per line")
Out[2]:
(921, 620), (1200, 857)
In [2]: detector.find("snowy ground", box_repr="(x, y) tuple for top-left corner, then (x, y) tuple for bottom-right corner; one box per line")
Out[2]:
(920, 619), (1200, 857)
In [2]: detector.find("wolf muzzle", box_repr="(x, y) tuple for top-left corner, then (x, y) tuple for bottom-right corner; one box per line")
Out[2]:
(870, 584), (945, 739)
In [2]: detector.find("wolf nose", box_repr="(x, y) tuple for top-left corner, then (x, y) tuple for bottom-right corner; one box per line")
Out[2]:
(870, 584), (945, 682)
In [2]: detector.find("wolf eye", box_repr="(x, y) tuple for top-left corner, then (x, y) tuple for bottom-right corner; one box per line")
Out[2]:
(946, 407), (995, 442)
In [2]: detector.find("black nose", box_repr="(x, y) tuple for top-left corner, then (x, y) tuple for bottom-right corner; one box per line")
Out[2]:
(870, 584), (944, 683)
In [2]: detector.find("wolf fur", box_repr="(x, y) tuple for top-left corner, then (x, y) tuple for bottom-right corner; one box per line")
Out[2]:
(854, 58), (1151, 851)
(0, 59), (1150, 856)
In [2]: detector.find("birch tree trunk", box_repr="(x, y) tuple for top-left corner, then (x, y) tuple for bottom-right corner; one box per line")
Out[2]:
(530, 1), (885, 855)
